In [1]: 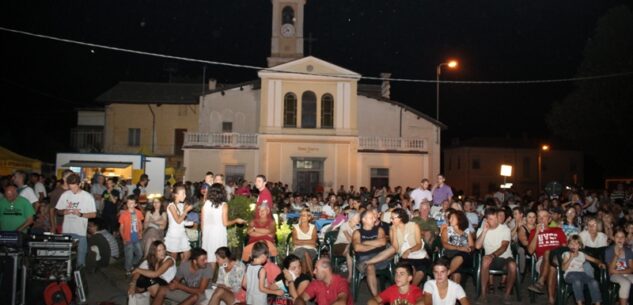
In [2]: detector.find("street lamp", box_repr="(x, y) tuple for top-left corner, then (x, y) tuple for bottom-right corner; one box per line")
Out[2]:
(436, 60), (458, 120)
(538, 144), (550, 192)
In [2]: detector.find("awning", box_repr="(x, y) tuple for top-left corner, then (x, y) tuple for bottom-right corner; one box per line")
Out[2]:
(62, 161), (133, 168)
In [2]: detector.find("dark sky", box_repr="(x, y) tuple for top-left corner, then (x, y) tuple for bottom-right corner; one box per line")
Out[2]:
(1, 0), (630, 163)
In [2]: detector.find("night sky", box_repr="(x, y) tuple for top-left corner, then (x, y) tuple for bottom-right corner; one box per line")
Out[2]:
(1, 0), (630, 166)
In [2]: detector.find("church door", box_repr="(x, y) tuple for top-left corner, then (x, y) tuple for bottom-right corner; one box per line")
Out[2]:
(292, 158), (325, 195)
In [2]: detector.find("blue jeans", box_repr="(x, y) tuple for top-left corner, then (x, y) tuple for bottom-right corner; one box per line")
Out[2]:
(69, 234), (87, 268)
(124, 240), (143, 271)
(565, 271), (602, 303)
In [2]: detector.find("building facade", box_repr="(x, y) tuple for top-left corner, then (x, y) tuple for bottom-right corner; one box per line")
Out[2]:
(182, 0), (443, 192)
(444, 139), (584, 196)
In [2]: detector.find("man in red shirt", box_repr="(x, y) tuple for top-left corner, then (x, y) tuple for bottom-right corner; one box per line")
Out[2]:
(255, 175), (273, 211)
(527, 209), (567, 305)
(368, 261), (424, 305)
(295, 258), (352, 305)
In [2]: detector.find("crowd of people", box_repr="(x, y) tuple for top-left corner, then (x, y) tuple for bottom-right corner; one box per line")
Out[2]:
(1, 169), (633, 305)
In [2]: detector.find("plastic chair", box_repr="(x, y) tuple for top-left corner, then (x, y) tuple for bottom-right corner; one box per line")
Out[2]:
(528, 253), (539, 303)
(475, 242), (521, 301)
(553, 247), (610, 305)
(437, 242), (480, 289)
(350, 243), (394, 301)
(324, 230), (346, 272)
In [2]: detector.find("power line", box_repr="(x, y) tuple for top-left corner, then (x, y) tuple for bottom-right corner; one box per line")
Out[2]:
(2, 26), (633, 85)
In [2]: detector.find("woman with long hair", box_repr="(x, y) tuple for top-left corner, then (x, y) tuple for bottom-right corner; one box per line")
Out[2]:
(142, 198), (167, 256)
(201, 183), (245, 262)
(128, 241), (176, 299)
(291, 208), (318, 274)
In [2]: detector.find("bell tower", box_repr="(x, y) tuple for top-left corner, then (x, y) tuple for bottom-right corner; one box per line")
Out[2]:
(267, 0), (305, 67)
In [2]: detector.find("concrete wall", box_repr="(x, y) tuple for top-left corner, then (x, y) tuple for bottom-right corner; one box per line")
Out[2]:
(357, 152), (429, 189)
(199, 85), (259, 134)
(183, 148), (259, 182)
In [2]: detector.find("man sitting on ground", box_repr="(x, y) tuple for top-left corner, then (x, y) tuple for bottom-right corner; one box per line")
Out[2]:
(153, 248), (214, 305)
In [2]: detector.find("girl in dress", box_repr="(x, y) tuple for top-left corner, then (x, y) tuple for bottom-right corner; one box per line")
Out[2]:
(201, 183), (245, 262)
(164, 184), (193, 261)
(142, 198), (167, 256)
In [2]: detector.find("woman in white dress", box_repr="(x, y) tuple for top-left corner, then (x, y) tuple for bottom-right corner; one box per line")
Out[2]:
(164, 184), (193, 261)
(201, 183), (246, 262)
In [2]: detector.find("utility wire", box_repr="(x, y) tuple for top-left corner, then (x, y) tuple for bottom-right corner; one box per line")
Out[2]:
(2, 26), (633, 84)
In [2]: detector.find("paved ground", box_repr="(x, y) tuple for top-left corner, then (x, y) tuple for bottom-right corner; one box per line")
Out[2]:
(83, 260), (547, 305)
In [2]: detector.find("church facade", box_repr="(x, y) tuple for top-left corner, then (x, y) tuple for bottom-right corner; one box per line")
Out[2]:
(182, 0), (444, 192)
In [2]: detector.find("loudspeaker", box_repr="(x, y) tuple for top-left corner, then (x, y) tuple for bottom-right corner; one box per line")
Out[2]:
(0, 251), (25, 305)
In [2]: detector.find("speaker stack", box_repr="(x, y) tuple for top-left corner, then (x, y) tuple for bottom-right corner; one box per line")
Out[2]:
(0, 231), (26, 305)
(25, 233), (86, 305)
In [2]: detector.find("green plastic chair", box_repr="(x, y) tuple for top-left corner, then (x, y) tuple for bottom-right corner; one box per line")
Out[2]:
(324, 230), (346, 272)
(350, 243), (394, 301)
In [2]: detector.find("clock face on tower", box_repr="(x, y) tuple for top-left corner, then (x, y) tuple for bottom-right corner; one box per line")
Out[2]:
(281, 24), (295, 37)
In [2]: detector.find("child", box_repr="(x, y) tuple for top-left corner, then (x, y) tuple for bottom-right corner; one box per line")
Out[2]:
(561, 235), (605, 305)
(119, 195), (144, 275)
(32, 201), (52, 234)
(368, 261), (424, 305)
(241, 241), (283, 305)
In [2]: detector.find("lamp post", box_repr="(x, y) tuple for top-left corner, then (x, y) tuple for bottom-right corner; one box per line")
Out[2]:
(537, 144), (550, 192)
(436, 60), (458, 120)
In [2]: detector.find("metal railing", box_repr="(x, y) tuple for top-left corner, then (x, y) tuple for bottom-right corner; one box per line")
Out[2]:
(70, 128), (103, 152)
(358, 136), (425, 151)
(184, 132), (259, 148)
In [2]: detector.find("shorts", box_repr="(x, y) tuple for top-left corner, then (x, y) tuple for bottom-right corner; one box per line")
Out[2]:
(443, 250), (473, 269)
(166, 289), (197, 303)
(400, 258), (431, 274)
(332, 243), (348, 257)
(294, 247), (317, 263)
(490, 257), (513, 271)
(136, 275), (168, 289)
(356, 254), (390, 272)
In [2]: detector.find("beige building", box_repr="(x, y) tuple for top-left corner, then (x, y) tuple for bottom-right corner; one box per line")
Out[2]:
(443, 138), (584, 196)
(183, 0), (444, 192)
(96, 82), (202, 170)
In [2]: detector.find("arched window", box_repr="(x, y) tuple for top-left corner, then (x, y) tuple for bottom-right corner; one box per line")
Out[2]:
(301, 91), (317, 128)
(321, 93), (334, 129)
(284, 92), (297, 127)
(282, 6), (295, 24)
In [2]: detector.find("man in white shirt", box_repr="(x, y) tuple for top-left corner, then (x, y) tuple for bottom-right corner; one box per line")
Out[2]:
(12, 170), (39, 209)
(56, 173), (97, 267)
(409, 179), (432, 211)
(30, 173), (47, 200)
(476, 207), (516, 304)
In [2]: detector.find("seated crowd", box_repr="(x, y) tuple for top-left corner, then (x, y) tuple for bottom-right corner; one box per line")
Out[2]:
(2, 169), (633, 305)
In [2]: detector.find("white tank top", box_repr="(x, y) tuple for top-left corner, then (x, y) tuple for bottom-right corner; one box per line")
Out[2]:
(293, 223), (316, 250)
(166, 202), (186, 237)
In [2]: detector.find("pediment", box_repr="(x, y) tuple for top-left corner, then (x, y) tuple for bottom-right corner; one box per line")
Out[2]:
(259, 56), (361, 80)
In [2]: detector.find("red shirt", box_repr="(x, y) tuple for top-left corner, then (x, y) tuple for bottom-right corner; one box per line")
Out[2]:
(304, 274), (352, 305)
(529, 226), (567, 258)
(256, 187), (273, 210)
(378, 285), (423, 305)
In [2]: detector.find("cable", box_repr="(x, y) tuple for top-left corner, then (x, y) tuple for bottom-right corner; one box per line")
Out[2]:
(2, 25), (633, 84)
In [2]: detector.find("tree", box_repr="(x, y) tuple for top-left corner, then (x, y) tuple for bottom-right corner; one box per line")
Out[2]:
(547, 5), (633, 176)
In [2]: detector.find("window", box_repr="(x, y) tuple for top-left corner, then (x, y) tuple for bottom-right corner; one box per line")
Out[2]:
(321, 93), (334, 128)
(282, 6), (295, 24)
(370, 168), (389, 190)
(225, 165), (245, 185)
(222, 122), (233, 132)
(284, 92), (297, 127)
(128, 128), (141, 147)
(523, 157), (531, 178)
(472, 159), (480, 170)
(301, 91), (317, 128)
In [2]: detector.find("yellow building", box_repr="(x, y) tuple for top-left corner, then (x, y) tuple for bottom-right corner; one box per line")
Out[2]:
(182, 0), (445, 192)
(96, 82), (202, 171)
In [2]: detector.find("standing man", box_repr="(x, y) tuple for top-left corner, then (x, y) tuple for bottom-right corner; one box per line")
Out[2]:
(12, 170), (39, 210)
(255, 175), (272, 211)
(50, 170), (73, 233)
(56, 173), (97, 268)
(30, 173), (47, 201)
(476, 208), (517, 304)
(410, 179), (433, 211)
(0, 185), (35, 232)
(431, 174), (453, 215)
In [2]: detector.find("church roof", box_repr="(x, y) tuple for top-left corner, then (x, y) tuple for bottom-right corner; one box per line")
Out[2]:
(96, 81), (202, 105)
(259, 56), (361, 80)
(358, 84), (447, 129)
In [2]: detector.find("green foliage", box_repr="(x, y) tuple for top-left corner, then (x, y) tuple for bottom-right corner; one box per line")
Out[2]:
(275, 223), (293, 260)
(227, 195), (255, 251)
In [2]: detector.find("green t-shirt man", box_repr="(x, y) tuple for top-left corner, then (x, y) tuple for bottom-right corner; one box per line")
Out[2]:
(0, 195), (35, 231)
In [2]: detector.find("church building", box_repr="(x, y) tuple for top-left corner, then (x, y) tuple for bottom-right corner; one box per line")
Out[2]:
(183, 0), (445, 193)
